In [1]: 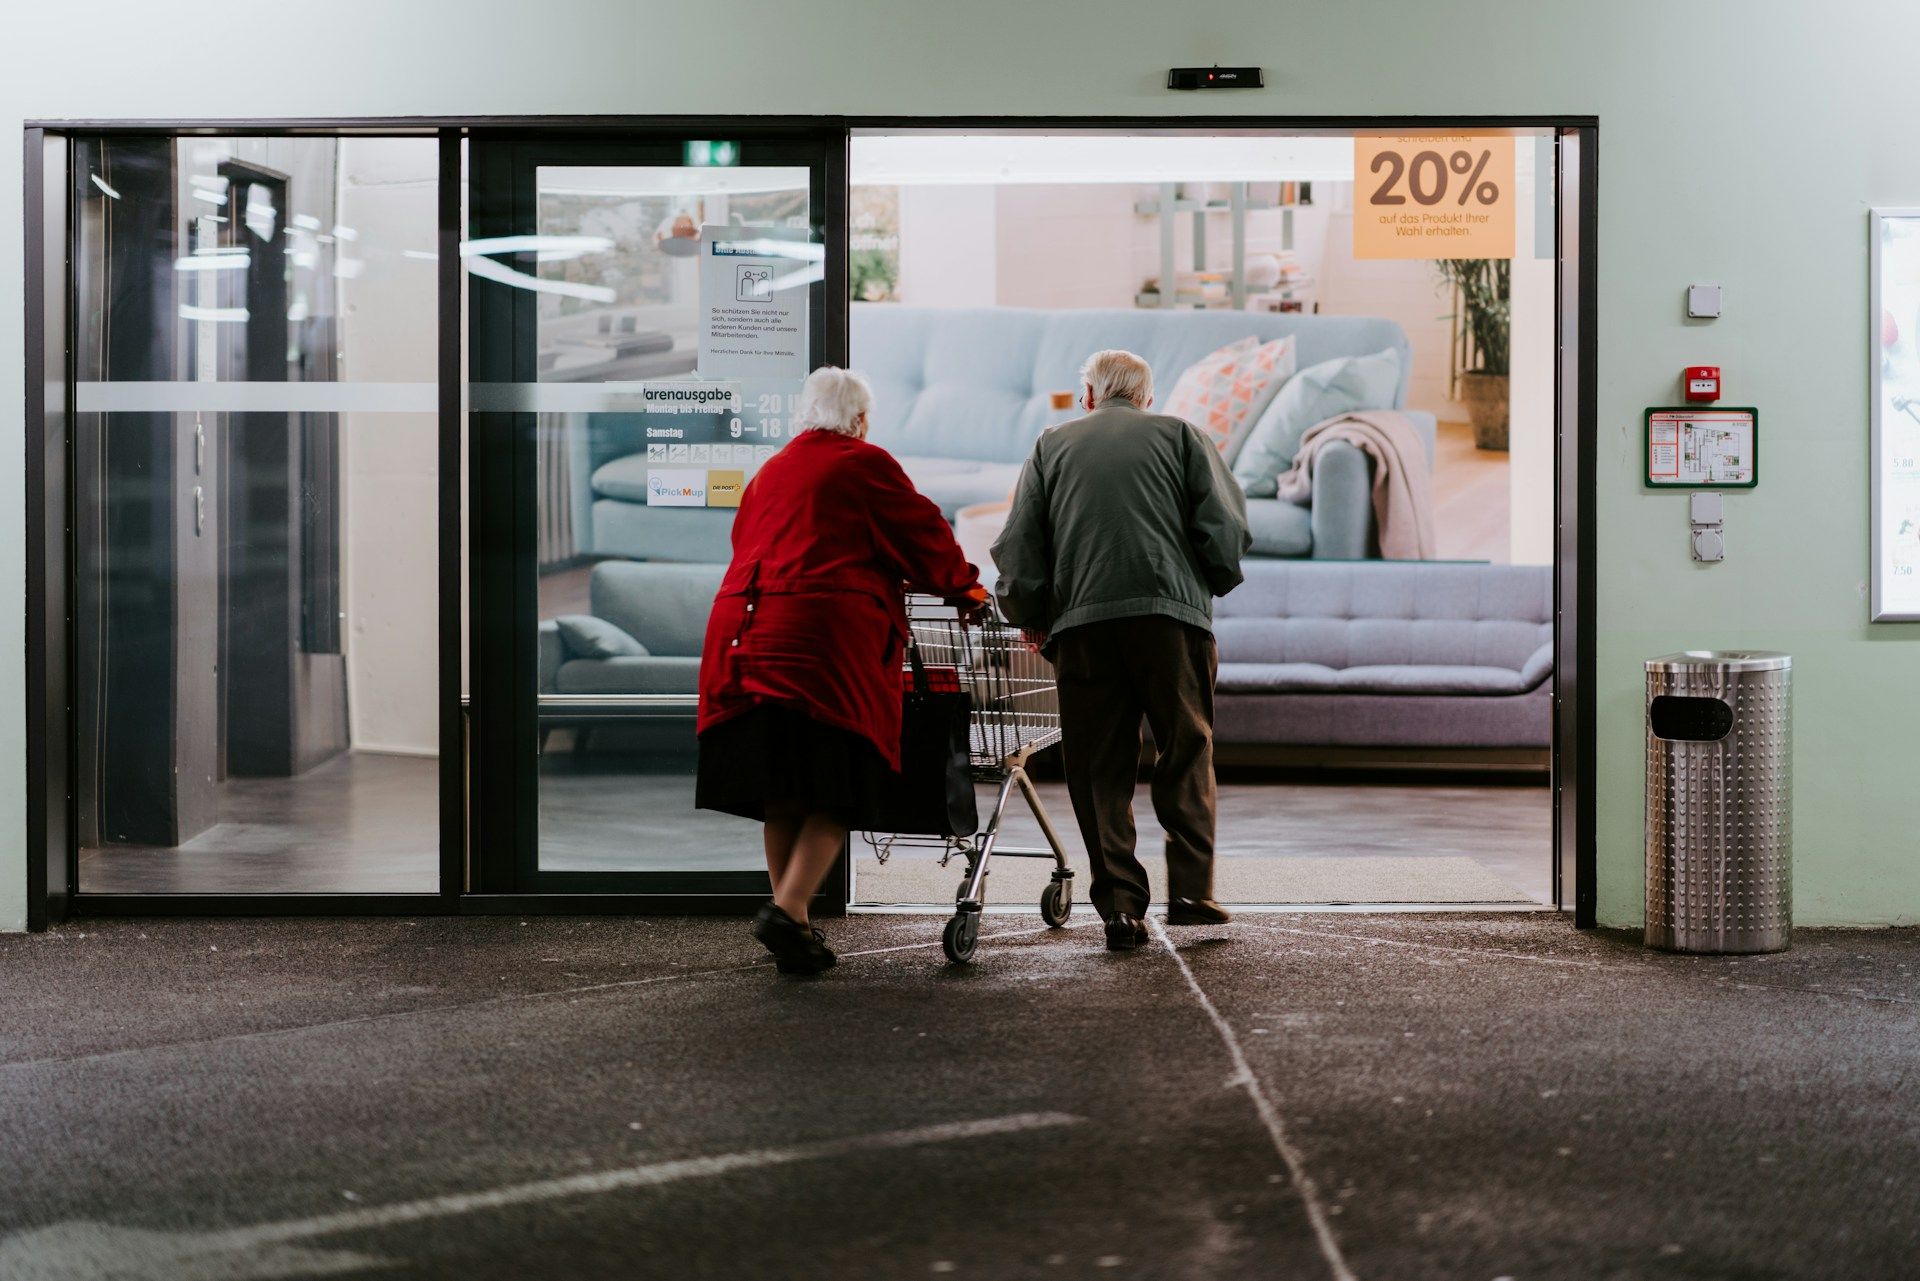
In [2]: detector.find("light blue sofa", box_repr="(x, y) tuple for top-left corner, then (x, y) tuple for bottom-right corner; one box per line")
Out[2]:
(567, 305), (1435, 564)
(1214, 560), (1552, 749)
(538, 562), (722, 697)
(539, 559), (1550, 753)
(858, 306), (1433, 559)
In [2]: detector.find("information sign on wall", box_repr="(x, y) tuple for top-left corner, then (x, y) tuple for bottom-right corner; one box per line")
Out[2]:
(1352, 135), (1515, 260)
(1644, 409), (1759, 489)
(1872, 209), (1920, 620)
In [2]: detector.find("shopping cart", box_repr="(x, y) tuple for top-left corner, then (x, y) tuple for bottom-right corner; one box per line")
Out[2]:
(860, 597), (1074, 963)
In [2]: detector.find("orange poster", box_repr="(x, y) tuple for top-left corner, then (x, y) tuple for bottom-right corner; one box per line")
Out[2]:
(1352, 135), (1515, 260)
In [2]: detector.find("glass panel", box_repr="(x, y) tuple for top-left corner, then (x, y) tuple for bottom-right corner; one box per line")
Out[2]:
(505, 161), (819, 876)
(73, 135), (441, 894)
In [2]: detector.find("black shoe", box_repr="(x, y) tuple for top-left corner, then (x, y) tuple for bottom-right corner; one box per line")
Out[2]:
(1105, 914), (1147, 951)
(1166, 898), (1232, 926)
(753, 903), (837, 975)
(777, 926), (838, 975)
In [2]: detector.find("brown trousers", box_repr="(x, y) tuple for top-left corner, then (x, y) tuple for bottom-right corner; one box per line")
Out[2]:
(1052, 615), (1218, 921)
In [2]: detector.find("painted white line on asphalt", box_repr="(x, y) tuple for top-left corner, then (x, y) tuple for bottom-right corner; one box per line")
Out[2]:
(0, 1112), (1085, 1281)
(234, 1111), (1086, 1245)
(1149, 915), (1357, 1281)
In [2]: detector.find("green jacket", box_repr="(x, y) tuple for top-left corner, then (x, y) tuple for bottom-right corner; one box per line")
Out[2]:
(990, 398), (1252, 639)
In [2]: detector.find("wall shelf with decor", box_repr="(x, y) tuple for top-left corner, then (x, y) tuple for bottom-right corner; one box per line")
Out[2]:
(1134, 181), (1312, 311)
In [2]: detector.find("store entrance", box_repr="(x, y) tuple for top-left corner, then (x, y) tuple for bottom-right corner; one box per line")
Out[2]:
(28, 117), (1593, 926)
(842, 127), (1585, 917)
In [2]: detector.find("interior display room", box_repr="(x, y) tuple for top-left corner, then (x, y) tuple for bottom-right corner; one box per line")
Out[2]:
(7, 0), (1920, 932)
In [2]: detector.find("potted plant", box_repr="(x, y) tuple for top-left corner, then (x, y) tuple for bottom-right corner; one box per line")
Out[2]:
(849, 248), (897, 302)
(1435, 258), (1511, 450)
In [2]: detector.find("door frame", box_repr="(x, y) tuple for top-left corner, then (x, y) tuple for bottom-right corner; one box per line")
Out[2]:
(23, 115), (1597, 927)
(464, 128), (845, 898)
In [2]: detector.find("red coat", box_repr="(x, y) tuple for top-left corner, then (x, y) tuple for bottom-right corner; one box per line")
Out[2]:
(697, 430), (980, 770)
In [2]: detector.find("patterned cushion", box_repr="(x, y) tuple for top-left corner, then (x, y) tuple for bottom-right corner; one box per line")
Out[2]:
(1158, 336), (1298, 456)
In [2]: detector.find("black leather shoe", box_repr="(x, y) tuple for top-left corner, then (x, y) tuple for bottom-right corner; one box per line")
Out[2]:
(1166, 898), (1233, 926)
(778, 926), (838, 975)
(753, 903), (837, 974)
(1105, 914), (1147, 951)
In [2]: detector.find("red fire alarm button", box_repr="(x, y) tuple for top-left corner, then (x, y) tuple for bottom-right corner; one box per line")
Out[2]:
(1684, 366), (1721, 402)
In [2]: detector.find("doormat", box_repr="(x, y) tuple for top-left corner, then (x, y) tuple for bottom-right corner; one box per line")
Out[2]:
(854, 849), (1534, 907)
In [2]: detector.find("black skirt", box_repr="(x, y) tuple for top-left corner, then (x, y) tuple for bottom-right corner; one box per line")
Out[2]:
(695, 702), (895, 828)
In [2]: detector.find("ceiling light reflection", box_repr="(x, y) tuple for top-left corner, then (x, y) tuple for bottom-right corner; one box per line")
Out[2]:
(464, 255), (616, 303)
(173, 253), (251, 272)
(463, 235), (614, 259)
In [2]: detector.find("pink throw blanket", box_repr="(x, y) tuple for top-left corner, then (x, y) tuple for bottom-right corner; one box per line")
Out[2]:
(1274, 410), (1437, 560)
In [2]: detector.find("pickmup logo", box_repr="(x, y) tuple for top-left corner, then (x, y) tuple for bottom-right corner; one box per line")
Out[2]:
(645, 469), (708, 507)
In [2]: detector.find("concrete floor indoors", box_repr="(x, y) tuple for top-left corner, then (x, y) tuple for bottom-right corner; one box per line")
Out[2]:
(2, 913), (1915, 1280)
(78, 749), (1553, 906)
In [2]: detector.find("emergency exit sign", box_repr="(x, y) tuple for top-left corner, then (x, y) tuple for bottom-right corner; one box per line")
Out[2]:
(683, 140), (740, 168)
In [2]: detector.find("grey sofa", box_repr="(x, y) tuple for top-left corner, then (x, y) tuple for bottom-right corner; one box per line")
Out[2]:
(541, 558), (1551, 753)
(538, 562), (723, 698)
(1214, 560), (1552, 749)
(567, 305), (1436, 564)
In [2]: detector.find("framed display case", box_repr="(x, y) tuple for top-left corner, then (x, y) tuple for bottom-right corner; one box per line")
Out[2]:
(1871, 208), (1920, 621)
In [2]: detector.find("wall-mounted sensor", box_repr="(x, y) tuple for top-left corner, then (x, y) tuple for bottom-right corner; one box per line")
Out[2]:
(1167, 66), (1264, 90)
(1687, 284), (1722, 319)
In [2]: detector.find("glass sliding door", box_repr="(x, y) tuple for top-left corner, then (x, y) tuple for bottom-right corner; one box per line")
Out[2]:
(466, 133), (840, 895)
(69, 133), (446, 896)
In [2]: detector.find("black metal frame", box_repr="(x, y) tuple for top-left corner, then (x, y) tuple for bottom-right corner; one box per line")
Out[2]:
(1558, 126), (1599, 928)
(464, 128), (843, 900)
(21, 115), (1598, 927)
(24, 130), (70, 930)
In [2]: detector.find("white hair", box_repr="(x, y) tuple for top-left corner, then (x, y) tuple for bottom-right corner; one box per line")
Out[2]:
(794, 366), (873, 436)
(1080, 349), (1153, 406)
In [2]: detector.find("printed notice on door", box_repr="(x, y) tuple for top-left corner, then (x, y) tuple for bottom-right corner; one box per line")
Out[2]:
(698, 225), (815, 380)
(1353, 135), (1515, 260)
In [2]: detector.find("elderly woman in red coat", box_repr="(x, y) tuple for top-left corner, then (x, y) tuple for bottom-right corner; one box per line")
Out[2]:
(697, 367), (987, 975)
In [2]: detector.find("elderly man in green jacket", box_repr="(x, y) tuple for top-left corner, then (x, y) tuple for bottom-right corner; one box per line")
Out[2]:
(991, 349), (1252, 951)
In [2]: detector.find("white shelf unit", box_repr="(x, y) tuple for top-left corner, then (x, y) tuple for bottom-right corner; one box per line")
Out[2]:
(1135, 182), (1310, 311)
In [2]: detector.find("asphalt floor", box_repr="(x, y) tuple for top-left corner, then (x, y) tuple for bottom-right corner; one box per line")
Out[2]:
(1, 912), (1916, 1280)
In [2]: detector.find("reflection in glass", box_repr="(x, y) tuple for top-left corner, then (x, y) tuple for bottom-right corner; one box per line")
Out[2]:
(73, 136), (440, 893)
(525, 164), (816, 874)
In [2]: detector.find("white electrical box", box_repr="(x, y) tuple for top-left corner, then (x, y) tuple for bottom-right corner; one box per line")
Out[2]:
(1689, 490), (1725, 562)
(1687, 284), (1722, 319)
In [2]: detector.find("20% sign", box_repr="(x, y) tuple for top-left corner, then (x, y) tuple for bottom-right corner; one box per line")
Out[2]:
(1352, 135), (1515, 260)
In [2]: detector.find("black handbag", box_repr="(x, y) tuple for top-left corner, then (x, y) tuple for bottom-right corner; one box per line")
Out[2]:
(869, 636), (979, 837)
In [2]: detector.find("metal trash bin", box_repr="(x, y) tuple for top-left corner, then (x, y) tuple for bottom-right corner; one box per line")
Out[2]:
(1644, 650), (1792, 954)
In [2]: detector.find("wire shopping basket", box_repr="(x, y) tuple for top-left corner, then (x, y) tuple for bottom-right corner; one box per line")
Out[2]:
(859, 596), (1075, 963)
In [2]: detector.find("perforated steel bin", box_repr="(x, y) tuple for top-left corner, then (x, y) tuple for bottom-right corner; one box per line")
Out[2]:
(1644, 651), (1792, 954)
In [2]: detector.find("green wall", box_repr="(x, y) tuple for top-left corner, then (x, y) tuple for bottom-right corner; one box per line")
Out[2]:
(4, 0), (1917, 929)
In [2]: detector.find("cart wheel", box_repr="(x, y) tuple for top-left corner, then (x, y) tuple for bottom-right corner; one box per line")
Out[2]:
(1040, 879), (1073, 928)
(942, 911), (979, 964)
